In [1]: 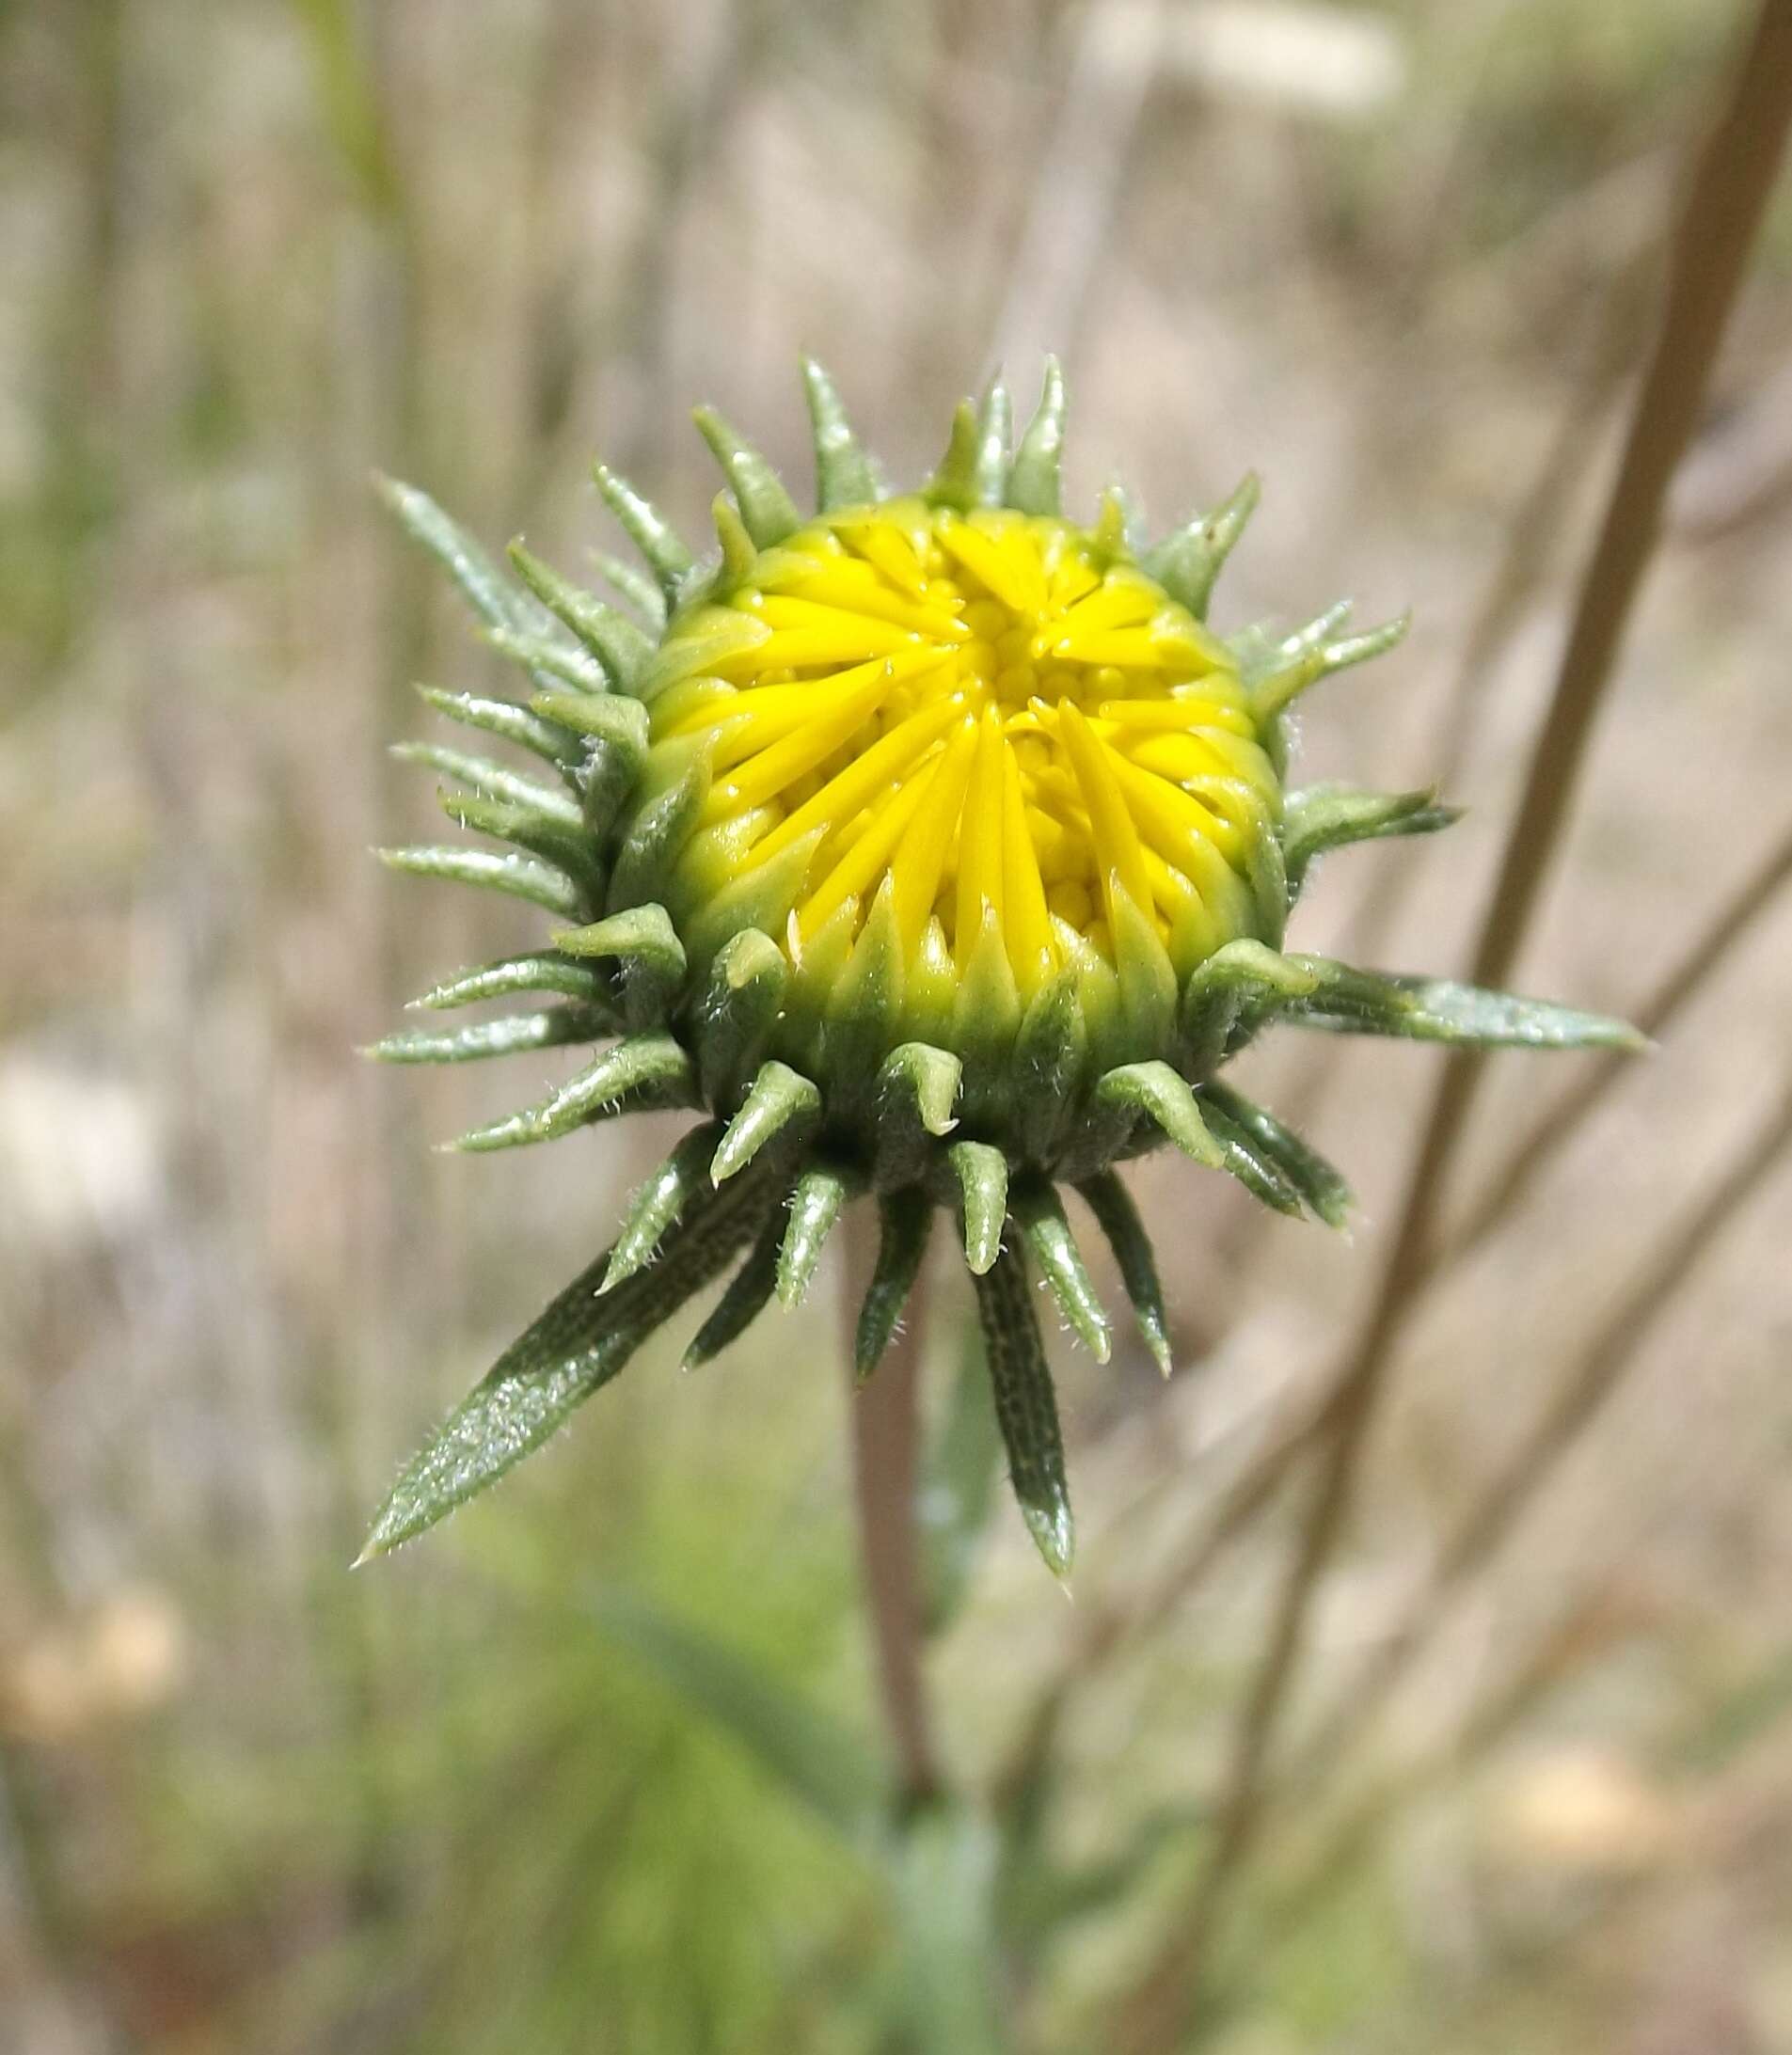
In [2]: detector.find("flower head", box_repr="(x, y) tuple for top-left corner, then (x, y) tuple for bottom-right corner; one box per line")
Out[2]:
(365, 363), (1638, 1576)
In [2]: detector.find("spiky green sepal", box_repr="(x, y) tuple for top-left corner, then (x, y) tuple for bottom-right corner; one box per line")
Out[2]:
(972, 1241), (1074, 1579)
(358, 1164), (777, 1560)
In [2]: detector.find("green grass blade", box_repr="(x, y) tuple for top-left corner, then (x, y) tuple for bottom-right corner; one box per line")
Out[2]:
(589, 1589), (881, 1842)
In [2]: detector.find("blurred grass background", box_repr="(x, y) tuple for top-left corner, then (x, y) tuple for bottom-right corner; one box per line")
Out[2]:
(5, 1), (1792, 2049)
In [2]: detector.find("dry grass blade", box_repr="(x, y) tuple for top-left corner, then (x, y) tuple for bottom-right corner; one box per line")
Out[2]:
(1266, 1576), (1631, 1937)
(1113, 7), (1792, 2038)
(1288, 1071), (1792, 1796)
(994, 1385), (1326, 1814)
(1215, 239), (1657, 1271)
(1003, 802), (1791, 1800)
(991, 0), (1164, 367)
(1441, 815), (1792, 1265)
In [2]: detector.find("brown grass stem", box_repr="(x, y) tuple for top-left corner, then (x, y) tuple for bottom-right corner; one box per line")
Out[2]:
(1265, 1578), (1629, 1939)
(991, 0), (1162, 370)
(1459, 1), (1792, 1009)
(1289, 1072), (1792, 1800)
(1440, 814), (1792, 1266)
(1115, 8), (1792, 2036)
(994, 1385), (1324, 1815)
(1213, 240), (1656, 1298)
(1340, 245), (1656, 966)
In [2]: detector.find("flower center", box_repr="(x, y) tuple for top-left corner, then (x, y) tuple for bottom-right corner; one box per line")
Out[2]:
(640, 499), (1278, 997)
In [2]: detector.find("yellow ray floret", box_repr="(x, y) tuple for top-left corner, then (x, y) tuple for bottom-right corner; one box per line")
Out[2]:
(641, 502), (1272, 1004)
(955, 705), (1009, 971)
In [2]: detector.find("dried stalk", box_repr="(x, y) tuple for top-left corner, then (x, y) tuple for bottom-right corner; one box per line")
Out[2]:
(1289, 1071), (1792, 1795)
(1212, 237), (1656, 1298)
(1267, 1576), (1629, 1936)
(997, 814), (1792, 1814)
(1115, 7), (1792, 2036)
(995, 1384), (1322, 1813)
(990, 0), (1163, 369)
(1441, 815), (1792, 1265)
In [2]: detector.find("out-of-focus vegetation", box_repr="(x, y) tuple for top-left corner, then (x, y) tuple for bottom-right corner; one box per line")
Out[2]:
(4, 2), (1792, 2049)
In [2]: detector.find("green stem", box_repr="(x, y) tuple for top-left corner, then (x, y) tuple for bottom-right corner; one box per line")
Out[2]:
(842, 1208), (941, 1808)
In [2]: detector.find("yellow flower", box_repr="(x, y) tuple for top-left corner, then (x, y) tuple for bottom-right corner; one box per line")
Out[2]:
(642, 496), (1271, 1050)
(364, 362), (1638, 1576)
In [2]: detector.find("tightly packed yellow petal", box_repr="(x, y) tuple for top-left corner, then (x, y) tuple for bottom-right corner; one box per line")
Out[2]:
(632, 498), (1279, 1046)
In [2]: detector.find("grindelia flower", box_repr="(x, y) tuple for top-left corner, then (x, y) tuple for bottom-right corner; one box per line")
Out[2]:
(364, 363), (1636, 1575)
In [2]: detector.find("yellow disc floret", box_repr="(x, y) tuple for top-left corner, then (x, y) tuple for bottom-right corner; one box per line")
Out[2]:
(629, 499), (1279, 1053)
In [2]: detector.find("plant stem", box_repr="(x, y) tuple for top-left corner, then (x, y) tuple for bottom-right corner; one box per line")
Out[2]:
(1440, 814), (1792, 1265)
(844, 1209), (942, 1808)
(1289, 1071), (1792, 1795)
(1217, 235), (1657, 1299)
(1268, 1578), (1625, 1938)
(995, 1382), (1322, 1813)
(1117, 4), (1792, 2037)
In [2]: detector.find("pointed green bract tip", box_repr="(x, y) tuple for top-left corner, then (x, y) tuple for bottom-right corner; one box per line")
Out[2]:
(777, 1165), (851, 1308)
(1008, 356), (1066, 515)
(1023, 1503), (1076, 1583)
(713, 493), (757, 583)
(692, 404), (801, 548)
(973, 371), (1012, 506)
(886, 1042), (961, 1136)
(711, 1061), (820, 1183)
(801, 356), (878, 510)
(925, 399), (982, 510)
(951, 1141), (1008, 1275)
(593, 458), (694, 601)
(1012, 1178), (1111, 1363)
